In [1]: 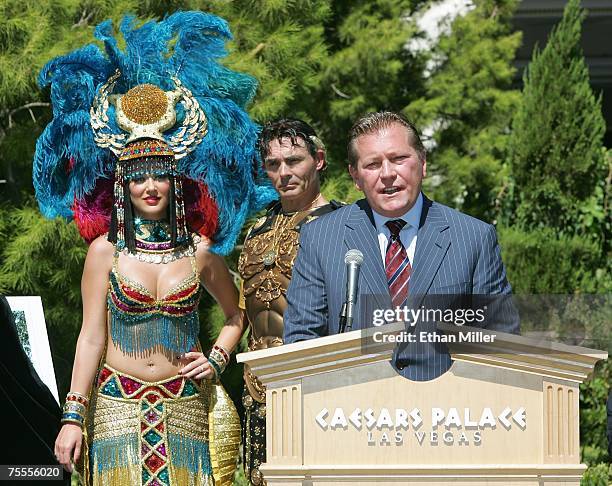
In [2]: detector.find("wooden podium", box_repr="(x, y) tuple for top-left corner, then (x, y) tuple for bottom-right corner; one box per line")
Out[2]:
(237, 323), (607, 486)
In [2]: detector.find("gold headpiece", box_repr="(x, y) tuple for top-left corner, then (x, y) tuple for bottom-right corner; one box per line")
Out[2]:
(90, 70), (208, 159)
(90, 71), (202, 253)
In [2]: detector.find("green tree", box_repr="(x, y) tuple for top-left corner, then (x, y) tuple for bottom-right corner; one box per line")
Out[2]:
(506, 0), (607, 241)
(580, 359), (611, 484)
(501, 2), (611, 479)
(498, 0), (610, 295)
(0, 1), (155, 203)
(407, 0), (522, 222)
(137, 0), (332, 122)
(312, 0), (423, 170)
(174, 0), (332, 123)
(0, 204), (86, 395)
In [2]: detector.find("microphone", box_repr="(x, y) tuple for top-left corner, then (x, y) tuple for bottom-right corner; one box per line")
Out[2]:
(339, 249), (363, 333)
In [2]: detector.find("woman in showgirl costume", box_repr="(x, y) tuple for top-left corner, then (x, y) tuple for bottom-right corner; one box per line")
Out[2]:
(34, 11), (274, 486)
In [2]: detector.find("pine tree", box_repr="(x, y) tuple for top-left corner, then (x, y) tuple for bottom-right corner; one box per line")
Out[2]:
(507, 0), (607, 239)
(406, 0), (522, 222)
(311, 0), (423, 169)
(0, 204), (87, 394)
(502, 4), (610, 476)
(0, 0), (146, 202)
(199, 0), (332, 122)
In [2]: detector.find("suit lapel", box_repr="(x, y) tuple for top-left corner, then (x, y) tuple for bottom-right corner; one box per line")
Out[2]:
(342, 197), (451, 313)
(409, 197), (451, 306)
(344, 200), (392, 310)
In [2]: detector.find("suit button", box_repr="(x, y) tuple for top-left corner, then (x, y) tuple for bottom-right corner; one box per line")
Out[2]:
(396, 364), (405, 370)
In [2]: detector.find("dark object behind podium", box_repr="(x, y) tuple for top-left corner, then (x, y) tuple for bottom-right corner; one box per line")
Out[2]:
(0, 295), (69, 484)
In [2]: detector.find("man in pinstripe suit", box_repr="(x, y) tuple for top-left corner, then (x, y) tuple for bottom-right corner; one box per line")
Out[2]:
(284, 111), (519, 381)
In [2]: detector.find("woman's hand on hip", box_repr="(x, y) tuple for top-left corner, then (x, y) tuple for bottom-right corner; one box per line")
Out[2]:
(179, 352), (215, 380)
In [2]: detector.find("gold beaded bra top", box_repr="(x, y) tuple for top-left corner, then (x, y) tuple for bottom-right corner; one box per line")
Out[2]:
(107, 253), (202, 356)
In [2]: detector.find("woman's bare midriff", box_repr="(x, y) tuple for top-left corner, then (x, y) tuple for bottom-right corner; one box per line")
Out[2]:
(104, 253), (203, 381)
(104, 334), (195, 382)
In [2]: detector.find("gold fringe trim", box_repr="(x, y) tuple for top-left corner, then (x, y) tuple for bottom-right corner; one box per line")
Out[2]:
(76, 348), (105, 486)
(209, 383), (241, 486)
(91, 465), (139, 486)
(169, 467), (214, 486)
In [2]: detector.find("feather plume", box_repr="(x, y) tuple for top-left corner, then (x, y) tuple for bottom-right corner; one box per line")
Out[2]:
(34, 12), (275, 254)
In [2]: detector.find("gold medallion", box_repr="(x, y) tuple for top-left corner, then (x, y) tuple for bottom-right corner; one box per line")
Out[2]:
(250, 468), (264, 485)
(263, 250), (276, 266)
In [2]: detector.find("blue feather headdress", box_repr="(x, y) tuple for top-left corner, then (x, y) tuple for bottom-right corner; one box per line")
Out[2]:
(33, 11), (275, 255)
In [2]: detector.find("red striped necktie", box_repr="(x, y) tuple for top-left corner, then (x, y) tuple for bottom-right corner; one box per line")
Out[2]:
(385, 219), (411, 308)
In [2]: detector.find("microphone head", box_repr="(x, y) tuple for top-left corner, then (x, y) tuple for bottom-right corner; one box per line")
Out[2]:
(344, 249), (364, 265)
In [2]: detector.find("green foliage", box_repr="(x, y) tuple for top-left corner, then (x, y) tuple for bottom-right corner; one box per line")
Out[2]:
(0, 0), (155, 110)
(407, 0), (521, 222)
(498, 226), (611, 354)
(321, 171), (362, 205)
(232, 466), (249, 486)
(0, 0), (74, 108)
(498, 226), (607, 294)
(0, 203), (86, 395)
(507, 0), (607, 239)
(581, 462), (612, 486)
(0, 0), (145, 201)
(580, 359), (611, 470)
(119, 0), (332, 124)
(205, 0), (332, 122)
(312, 0), (421, 169)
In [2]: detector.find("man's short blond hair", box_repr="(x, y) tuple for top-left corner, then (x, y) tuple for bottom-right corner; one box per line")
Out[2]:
(347, 111), (426, 166)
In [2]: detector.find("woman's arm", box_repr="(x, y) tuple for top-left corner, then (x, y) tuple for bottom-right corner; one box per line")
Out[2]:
(55, 236), (113, 471)
(181, 241), (245, 380)
(70, 237), (113, 393)
(199, 248), (245, 351)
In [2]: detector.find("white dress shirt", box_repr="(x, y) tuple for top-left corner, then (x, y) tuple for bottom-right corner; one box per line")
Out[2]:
(372, 192), (423, 267)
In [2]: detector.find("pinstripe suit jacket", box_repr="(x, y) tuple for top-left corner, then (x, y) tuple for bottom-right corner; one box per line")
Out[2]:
(284, 194), (519, 381)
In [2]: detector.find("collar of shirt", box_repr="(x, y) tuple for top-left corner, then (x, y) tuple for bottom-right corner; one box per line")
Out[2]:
(371, 192), (423, 265)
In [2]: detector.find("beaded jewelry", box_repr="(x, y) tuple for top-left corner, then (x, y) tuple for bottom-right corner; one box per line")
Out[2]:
(122, 217), (202, 264)
(107, 252), (202, 355)
(208, 345), (231, 379)
(213, 344), (231, 364)
(112, 138), (190, 253)
(61, 391), (89, 427)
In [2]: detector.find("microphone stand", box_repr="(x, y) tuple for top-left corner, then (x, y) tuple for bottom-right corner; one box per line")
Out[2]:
(339, 304), (349, 333)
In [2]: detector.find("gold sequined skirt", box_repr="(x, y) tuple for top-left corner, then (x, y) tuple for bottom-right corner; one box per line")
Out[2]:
(80, 364), (239, 486)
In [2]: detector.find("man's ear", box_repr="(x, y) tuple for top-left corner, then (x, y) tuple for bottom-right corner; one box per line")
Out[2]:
(348, 164), (362, 191)
(315, 149), (327, 171)
(422, 158), (427, 178)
